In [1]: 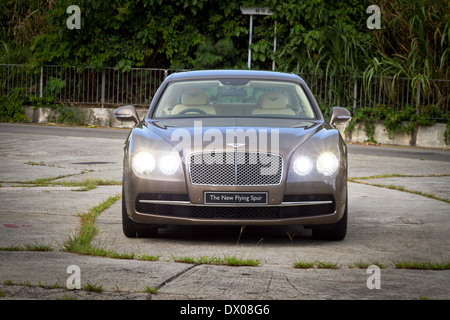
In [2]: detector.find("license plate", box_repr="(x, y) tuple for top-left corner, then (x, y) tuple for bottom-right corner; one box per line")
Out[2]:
(204, 192), (267, 205)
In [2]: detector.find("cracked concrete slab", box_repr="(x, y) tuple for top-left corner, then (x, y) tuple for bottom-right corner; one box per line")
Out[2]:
(1, 251), (448, 300)
(0, 185), (121, 248)
(0, 131), (123, 183)
(348, 154), (450, 178)
(93, 182), (450, 267)
(153, 264), (449, 300)
(0, 124), (449, 301)
(0, 251), (190, 298)
(354, 176), (450, 201)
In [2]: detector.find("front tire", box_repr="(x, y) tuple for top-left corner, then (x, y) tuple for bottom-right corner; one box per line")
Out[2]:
(122, 186), (158, 238)
(312, 200), (347, 241)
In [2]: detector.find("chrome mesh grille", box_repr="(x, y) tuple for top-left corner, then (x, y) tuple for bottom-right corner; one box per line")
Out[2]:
(189, 152), (283, 186)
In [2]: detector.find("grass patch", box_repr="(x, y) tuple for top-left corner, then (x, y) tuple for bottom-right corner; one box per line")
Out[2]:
(24, 243), (53, 252)
(293, 260), (316, 269)
(315, 261), (339, 269)
(293, 260), (339, 269)
(394, 260), (450, 270)
(0, 243), (52, 252)
(62, 193), (162, 262)
(24, 161), (46, 166)
(138, 254), (161, 261)
(107, 251), (136, 260)
(348, 174), (450, 204)
(63, 194), (121, 255)
(348, 174), (410, 181)
(172, 254), (260, 267)
(348, 260), (387, 269)
(368, 182), (449, 204)
(24, 161), (63, 168)
(143, 286), (158, 294)
(21, 280), (32, 287)
(83, 282), (103, 293)
(58, 294), (77, 300)
(3, 280), (17, 285)
(60, 178), (121, 191)
(38, 281), (63, 289)
(6, 176), (121, 192)
(348, 173), (450, 181)
(0, 245), (25, 251)
(223, 255), (261, 267)
(172, 255), (222, 265)
(8, 174), (76, 186)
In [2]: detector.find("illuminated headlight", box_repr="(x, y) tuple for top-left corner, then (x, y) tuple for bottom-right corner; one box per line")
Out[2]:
(293, 156), (313, 176)
(159, 155), (179, 175)
(316, 152), (339, 176)
(132, 151), (156, 175)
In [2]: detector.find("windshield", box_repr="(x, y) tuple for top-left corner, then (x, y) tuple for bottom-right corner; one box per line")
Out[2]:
(152, 79), (317, 119)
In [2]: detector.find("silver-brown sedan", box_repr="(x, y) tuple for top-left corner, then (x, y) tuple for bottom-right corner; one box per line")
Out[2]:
(115, 70), (351, 240)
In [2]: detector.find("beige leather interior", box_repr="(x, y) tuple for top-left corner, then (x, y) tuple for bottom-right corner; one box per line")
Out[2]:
(251, 92), (295, 116)
(171, 88), (216, 115)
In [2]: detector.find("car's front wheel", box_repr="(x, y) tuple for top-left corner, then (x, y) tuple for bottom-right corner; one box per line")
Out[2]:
(122, 186), (158, 238)
(311, 200), (347, 241)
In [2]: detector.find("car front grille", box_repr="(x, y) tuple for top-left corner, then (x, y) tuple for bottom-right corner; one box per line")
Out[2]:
(189, 152), (283, 186)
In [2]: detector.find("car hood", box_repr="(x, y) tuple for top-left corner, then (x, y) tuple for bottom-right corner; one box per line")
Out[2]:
(145, 118), (326, 157)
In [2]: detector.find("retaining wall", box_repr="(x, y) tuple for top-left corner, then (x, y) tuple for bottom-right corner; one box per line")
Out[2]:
(24, 107), (449, 149)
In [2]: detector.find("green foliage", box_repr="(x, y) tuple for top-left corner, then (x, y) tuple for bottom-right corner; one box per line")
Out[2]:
(50, 105), (85, 125)
(0, 0), (446, 84)
(47, 77), (66, 95)
(1, 0), (444, 93)
(364, 0), (449, 107)
(29, 96), (85, 125)
(26, 0), (377, 73)
(274, 0), (372, 76)
(346, 104), (448, 143)
(0, 88), (27, 122)
(369, 0), (449, 80)
(0, 41), (31, 64)
(1, 0), (448, 133)
(30, 0), (247, 70)
(0, 0), (51, 64)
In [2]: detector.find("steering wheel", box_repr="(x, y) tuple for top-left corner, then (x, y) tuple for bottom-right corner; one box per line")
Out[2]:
(178, 108), (207, 115)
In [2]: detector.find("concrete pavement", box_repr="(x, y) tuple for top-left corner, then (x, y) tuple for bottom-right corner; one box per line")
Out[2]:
(0, 124), (449, 301)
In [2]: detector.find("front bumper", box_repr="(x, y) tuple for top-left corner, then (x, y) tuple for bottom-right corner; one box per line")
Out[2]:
(134, 193), (337, 226)
(124, 170), (347, 226)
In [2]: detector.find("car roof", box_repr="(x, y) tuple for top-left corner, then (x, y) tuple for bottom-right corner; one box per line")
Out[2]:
(166, 69), (305, 83)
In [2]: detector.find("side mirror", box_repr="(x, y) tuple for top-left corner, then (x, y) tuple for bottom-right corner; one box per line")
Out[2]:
(114, 105), (140, 125)
(329, 107), (351, 127)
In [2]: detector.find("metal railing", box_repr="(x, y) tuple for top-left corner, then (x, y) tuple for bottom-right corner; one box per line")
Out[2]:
(299, 73), (449, 114)
(1, 64), (448, 114)
(0, 64), (182, 107)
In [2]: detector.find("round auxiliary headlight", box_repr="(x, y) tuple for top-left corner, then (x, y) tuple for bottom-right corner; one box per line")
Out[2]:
(132, 151), (156, 175)
(316, 152), (339, 176)
(293, 156), (313, 176)
(159, 155), (179, 175)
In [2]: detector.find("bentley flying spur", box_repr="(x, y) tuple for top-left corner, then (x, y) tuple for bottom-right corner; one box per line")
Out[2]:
(114, 70), (351, 240)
